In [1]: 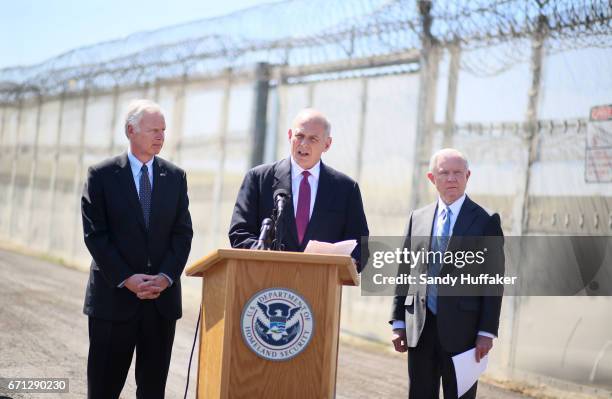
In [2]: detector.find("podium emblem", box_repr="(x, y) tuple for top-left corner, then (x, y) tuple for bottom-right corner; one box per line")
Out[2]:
(241, 287), (314, 361)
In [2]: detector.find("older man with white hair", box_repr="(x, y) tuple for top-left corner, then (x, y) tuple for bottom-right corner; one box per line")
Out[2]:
(81, 99), (193, 398)
(390, 148), (504, 399)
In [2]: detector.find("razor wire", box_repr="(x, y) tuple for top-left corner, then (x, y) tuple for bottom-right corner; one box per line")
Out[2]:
(0, 0), (610, 100)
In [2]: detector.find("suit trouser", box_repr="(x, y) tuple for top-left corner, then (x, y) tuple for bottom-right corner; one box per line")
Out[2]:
(87, 300), (176, 399)
(407, 308), (477, 399)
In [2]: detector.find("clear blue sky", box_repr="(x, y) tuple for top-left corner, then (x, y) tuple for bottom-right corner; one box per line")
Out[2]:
(0, 0), (274, 68)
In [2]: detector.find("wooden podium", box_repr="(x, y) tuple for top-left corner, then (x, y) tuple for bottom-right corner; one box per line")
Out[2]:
(185, 248), (358, 399)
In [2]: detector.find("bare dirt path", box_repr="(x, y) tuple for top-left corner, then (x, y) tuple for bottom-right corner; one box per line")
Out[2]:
(0, 249), (530, 398)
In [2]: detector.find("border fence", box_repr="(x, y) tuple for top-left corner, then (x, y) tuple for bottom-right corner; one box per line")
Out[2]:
(1, 0), (611, 392)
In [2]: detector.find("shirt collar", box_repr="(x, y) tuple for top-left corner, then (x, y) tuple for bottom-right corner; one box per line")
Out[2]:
(290, 156), (321, 181)
(127, 147), (154, 175)
(437, 193), (466, 218)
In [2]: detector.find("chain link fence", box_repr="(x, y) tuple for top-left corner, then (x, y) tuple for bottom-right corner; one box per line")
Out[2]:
(1, 0), (611, 392)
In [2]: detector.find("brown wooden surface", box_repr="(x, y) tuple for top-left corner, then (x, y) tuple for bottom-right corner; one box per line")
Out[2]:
(197, 262), (232, 399)
(185, 248), (358, 286)
(189, 250), (348, 399)
(226, 259), (340, 398)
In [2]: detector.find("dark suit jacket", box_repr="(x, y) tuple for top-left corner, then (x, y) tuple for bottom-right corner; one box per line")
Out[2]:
(390, 196), (504, 353)
(81, 153), (193, 321)
(228, 158), (369, 270)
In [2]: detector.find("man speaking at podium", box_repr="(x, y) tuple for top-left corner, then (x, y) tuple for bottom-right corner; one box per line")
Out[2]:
(229, 108), (369, 271)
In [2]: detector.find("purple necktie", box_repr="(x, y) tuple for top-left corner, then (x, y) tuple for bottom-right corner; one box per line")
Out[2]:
(296, 171), (311, 244)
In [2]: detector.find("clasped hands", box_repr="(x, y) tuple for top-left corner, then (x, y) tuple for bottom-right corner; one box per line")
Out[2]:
(124, 274), (169, 300)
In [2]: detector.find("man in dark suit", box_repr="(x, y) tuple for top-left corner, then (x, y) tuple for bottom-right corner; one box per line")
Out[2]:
(81, 99), (193, 399)
(390, 148), (504, 399)
(229, 108), (369, 270)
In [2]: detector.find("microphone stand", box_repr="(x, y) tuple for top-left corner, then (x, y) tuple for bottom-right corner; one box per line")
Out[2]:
(271, 189), (290, 251)
(272, 204), (284, 251)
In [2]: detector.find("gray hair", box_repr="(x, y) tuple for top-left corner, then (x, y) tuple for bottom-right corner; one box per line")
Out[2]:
(429, 148), (469, 172)
(124, 99), (164, 136)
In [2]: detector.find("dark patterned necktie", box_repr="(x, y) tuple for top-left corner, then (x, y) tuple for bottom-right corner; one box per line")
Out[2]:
(139, 164), (152, 228)
(295, 171), (311, 244)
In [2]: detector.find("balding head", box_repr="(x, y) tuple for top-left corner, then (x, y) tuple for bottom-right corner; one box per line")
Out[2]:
(291, 108), (331, 137)
(427, 148), (471, 205)
(288, 108), (333, 170)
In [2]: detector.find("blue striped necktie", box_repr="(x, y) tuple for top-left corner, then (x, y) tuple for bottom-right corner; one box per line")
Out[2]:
(427, 206), (451, 314)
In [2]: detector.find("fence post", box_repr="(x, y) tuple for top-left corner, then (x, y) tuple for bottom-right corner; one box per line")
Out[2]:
(355, 78), (369, 183)
(70, 89), (90, 259)
(0, 104), (6, 151)
(210, 69), (233, 248)
(274, 74), (288, 160)
(24, 95), (44, 246)
(0, 104), (7, 236)
(508, 13), (548, 374)
(250, 62), (270, 168)
(443, 42), (461, 148)
(108, 85), (120, 156)
(6, 98), (24, 237)
(154, 78), (161, 103)
(307, 82), (315, 107)
(169, 75), (188, 164)
(46, 92), (66, 252)
(408, 0), (440, 211)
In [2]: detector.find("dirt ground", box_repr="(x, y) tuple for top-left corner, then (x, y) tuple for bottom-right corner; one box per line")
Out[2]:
(0, 249), (533, 399)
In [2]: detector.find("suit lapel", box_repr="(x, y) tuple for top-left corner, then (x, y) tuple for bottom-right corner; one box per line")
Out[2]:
(450, 196), (478, 237)
(414, 202), (437, 251)
(148, 157), (165, 234)
(272, 158), (299, 248)
(300, 161), (332, 250)
(408, 202), (437, 274)
(444, 196), (478, 273)
(116, 153), (146, 231)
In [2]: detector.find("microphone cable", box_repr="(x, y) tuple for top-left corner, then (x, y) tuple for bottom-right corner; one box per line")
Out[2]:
(184, 303), (201, 399)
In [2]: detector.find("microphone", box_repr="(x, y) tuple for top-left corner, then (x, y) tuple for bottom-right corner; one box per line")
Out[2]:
(272, 189), (291, 251)
(273, 189), (291, 219)
(251, 218), (273, 250)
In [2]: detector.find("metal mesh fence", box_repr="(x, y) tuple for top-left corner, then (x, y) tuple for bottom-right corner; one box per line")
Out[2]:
(0, 0), (611, 391)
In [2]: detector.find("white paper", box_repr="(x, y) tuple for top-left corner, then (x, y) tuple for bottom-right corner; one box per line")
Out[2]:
(452, 348), (488, 397)
(303, 239), (357, 256)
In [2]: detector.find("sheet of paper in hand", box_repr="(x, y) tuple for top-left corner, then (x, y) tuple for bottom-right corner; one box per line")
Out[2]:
(452, 347), (489, 397)
(304, 240), (357, 256)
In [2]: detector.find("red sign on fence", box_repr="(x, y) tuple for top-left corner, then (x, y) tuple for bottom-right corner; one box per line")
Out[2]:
(586, 104), (612, 183)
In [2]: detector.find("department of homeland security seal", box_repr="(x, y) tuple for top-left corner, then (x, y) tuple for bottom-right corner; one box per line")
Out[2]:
(241, 287), (314, 361)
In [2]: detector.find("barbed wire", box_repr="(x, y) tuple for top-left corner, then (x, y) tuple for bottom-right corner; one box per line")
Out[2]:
(0, 0), (609, 101)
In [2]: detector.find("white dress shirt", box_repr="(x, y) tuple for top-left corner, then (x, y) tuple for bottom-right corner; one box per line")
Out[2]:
(127, 148), (154, 194)
(392, 194), (495, 339)
(290, 156), (320, 219)
(120, 149), (172, 287)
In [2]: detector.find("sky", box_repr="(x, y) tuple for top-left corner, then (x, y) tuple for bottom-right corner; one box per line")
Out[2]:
(0, 0), (275, 68)
(0, 0), (609, 123)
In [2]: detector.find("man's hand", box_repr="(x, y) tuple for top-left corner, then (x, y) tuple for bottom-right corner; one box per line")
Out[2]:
(475, 335), (493, 362)
(124, 274), (169, 300)
(392, 329), (408, 353)
(136, 274), (170, 299)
